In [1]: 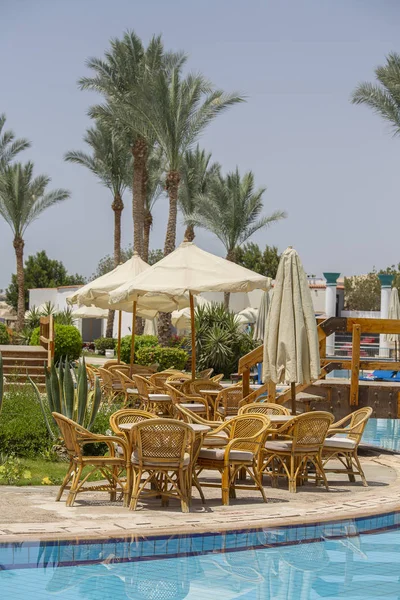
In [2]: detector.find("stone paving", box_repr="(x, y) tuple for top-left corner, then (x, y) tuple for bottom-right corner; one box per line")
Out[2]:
(1, 454), (400, 542)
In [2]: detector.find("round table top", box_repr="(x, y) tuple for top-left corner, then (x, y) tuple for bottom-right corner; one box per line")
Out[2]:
(268, 415), (294, 423)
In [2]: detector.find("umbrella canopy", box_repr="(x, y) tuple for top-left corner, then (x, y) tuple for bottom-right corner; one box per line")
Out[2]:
(386, 288), (400, 343)
(71, 306), (108, 319)
(253, 290), (271, 341)
(110, 241), (270, 306)
(172, 296), (212, 331)
(262, 247), (320, 399)
(237, 307), (258, 325)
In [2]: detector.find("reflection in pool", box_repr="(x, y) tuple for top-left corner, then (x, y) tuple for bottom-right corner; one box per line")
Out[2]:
(362, 418), (400, 452)
(2, 512), (400, 599)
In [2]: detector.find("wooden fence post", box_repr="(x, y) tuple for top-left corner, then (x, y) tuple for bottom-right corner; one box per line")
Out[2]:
(350, 324), (361, 406)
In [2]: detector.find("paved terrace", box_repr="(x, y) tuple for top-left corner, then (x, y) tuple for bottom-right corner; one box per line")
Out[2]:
(1, 453), (400, 542)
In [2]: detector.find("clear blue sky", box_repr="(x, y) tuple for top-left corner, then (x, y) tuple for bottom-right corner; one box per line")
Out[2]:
(0, 0), (399, 288)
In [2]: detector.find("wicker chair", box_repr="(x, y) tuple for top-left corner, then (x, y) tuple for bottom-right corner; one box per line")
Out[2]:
(86, 366), (97, 390)
(132, 374), (173, 416)
(129, 419), (194, 512)
(104, 359), (126, 370)
(109, 408), (154, 437)
(131, 374), (156, 407)
(174, 404), (230, 448)
(98, 367), (124, 402)
(197, 368), (214, 379)
(211, 374), (224, 383)
(108, 364), (131, 375)
(114, 369), (141, 406)
(239, 403), (290, 416)
(261, 411), (334, 493)
(52, 412), (131, 507)
(196, 414), (270, 505)
(184, 379), (222, 396)
(149, 371), (184, 391)
(214, 386), (246, 420)
(165, 383), (209, 419)
(322, 407), (372, 486)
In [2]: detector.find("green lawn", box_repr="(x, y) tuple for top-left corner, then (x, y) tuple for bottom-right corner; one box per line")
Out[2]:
(0, 458), (107, 487)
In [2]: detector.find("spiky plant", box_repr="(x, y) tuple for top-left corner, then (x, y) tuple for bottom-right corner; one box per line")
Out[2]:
(0, 114), (30, 172)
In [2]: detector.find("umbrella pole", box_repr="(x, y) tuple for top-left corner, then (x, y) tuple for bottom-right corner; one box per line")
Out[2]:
(117, 311), (122, 363)
(190, 292), (196, 379)
(291, 381), (296, 415)
(130, 300), (137, 378)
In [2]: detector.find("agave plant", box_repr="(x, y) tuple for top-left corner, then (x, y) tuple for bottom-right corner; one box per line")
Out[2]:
(54, 307), (76, 326)
(29, 356), (101, 439)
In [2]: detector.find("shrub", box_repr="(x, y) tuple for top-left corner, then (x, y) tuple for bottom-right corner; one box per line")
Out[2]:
(0, 386), (54, 457)
(120, 334), (158, 364)
(30, 324), (82, 362)
(167, 334), (189, 349)
(0, 323), (10, 345)
(94, 337), (116, 355)
(135, 345), (188, 371)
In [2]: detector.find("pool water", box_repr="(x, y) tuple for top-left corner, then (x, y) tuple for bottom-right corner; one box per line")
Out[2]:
(2, 512), (400, 599)
(362, 418), (400, 452)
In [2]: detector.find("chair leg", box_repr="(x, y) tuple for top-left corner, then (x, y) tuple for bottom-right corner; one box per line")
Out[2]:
(109, 466), (118, 501)
(56, 460), (74, 502)
(129, 468), (142, 511)
(193, 472), (205, 504)
(124, 464), (132, 507)
(315, 455), (329, 491)
(253, 465), (268, 503)
(345, 454), (356, 483)
(353, 452), (368, 487)
(288, 455), (296, 493)
(66, 464), (83, 507)
(179, 468), (189, 513)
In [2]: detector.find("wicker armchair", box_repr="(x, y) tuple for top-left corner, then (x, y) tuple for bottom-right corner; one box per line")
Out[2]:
(322, 407), (372, 486)
(214, 386), (246, 419)
(132, 374), (173, 416)
(98, 367), (124, 402)
(184, 379), (222, 396)
(104, 359), (126, 370)
(129, 419), (194, 512)
(196, 414), (270, 505)
(164, 383), (209, 419)
(173, 403), (230, 448)
(239, 403), (290, 416)
(52, 412), (131, 507)
(114, 369), (141, 406)
(149, 371), (184, 391)
(261, 411), (334, 493)
(109, 408), (154, 437)
(131, 374), (156, 408)
(211, 374), (224, 383)
(197, 368), (214, 379)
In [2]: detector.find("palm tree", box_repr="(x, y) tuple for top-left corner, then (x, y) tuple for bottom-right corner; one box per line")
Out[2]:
(351, 53), (400, 134)
(79, 31), (185, 258)
(65, 120), (131, 337)
(178, 146), (220, 241)
(143, 148), (165, 263)
(0, 162), (70, 330)
(192, 168), (286, 307)
(0, 114), (30, 171)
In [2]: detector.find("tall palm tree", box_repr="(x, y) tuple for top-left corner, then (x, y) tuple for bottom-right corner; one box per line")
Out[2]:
(65, 120), (131, 337)
(80, 31), (185, 258)
(192, 168), (286, 307)
(0, 114), (30, 171)
(178, 146), (220, 241)
(143, 148), (165, 263)
(351, 53), (400, 134)
(0, 163), (70, 330)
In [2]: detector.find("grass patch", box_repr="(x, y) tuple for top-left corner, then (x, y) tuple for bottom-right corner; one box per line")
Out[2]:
(0, 458), (107, 487)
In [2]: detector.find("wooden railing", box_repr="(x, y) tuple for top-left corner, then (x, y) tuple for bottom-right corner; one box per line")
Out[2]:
(238, 317), (400, 406)
(39, 315), (55, 364)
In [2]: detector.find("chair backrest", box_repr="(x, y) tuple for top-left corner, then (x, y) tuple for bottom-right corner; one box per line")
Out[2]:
(197, 368), (214, 379)
(167, 373), (191, 383)
(114, 369), (135, 387)
(132, 419), (194, 465)
(86, 366), (96, 388)
(229, 414), (271, 453)
(239, 402), (290, 416)
(110, 409), (154, 434)
(289, 412), (334, 451)
(52, 412), (89, 458)
(185, 379), (222, 395)
(211, 374), (224, 383)
(150, 371), (183, 390)
(104, 359), (126, 370)
(98, 367), (113, 390)
(131, 374), (152, 399)
(347, 407), (373, 443)
(108, 364), (130, 374)
(217, 387), (245, 417)
(130, 364), (157, 376)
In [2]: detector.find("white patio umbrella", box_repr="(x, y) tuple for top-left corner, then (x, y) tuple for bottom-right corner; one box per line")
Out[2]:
(171, 296), (212, 331)
(237, 307), (258, 325)
(71, 306), (108, 319)
(262, 247), (320, 414)
(110, 241), (270, 378)
(386, 288), (400, 360)
(253, 290), (271, 342)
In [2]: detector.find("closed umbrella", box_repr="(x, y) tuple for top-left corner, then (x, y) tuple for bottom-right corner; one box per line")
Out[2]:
(253, 290), (271, 342)
(386, 288), (400, 360)
(110, 241), (270, 378)
(262, 247), (320, 414)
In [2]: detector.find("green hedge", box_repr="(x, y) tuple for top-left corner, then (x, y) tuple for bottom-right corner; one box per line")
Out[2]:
(120, 335), (158, 364)
(135, 345), (188, 371)
(30, 324), (82, 362)
(94, 337), (116, 355)
(0, 323), (10, 344)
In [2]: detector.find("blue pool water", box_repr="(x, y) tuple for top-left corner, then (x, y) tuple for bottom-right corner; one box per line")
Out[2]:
(362, 418), (400, 452)
(2, 512), (400, 599)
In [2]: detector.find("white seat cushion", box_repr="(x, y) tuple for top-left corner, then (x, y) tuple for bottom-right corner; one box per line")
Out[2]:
(148, 394), (171, 401)
(180, 403), (206, 412)
(324, 436), (357, 450)
(127, 388), (138, 394)
(131, 451), (190, 468)
(203, 435), (229, 447)
(198, 448), (254, 462)
(264, 441), (319, 453)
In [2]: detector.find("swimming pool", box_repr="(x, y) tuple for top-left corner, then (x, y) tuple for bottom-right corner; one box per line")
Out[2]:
(362, 418), (400, 452)
(2, 511), (400, 599)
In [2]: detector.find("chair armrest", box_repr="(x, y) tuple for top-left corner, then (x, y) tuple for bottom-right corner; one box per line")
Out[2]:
(329, 414), (351, 429)
(81, 435), (129, 459)
(224, 434), (266, 462)
(327, 428), (349, 435)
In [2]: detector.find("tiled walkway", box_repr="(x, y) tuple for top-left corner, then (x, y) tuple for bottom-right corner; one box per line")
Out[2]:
(1, 454), (400, 542)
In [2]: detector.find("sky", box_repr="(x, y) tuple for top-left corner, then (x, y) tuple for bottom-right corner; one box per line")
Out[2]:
(0, 0), (399, 289)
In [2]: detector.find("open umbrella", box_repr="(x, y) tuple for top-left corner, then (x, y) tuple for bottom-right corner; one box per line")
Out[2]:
(110, 241), (270, 378)
(71, 306), (108, 319)
(253, 290), (271, 342)
(386, 288), (400, 361)
(262, 247), (320, 413)
(172, 296), (212, 331)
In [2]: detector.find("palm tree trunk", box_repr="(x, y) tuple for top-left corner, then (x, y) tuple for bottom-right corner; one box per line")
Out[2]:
(131, 137), (147, 258)
(158, 170), (181, 345)
(14, 236), (25, 332)
(224, 249), (236, 310)
(184, 223), (195, 242)
(143, 209), (152, 263)
(106, 193), (124, 338)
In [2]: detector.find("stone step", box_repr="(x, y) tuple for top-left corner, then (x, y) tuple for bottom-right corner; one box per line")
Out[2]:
(2, 357), (48, 367)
